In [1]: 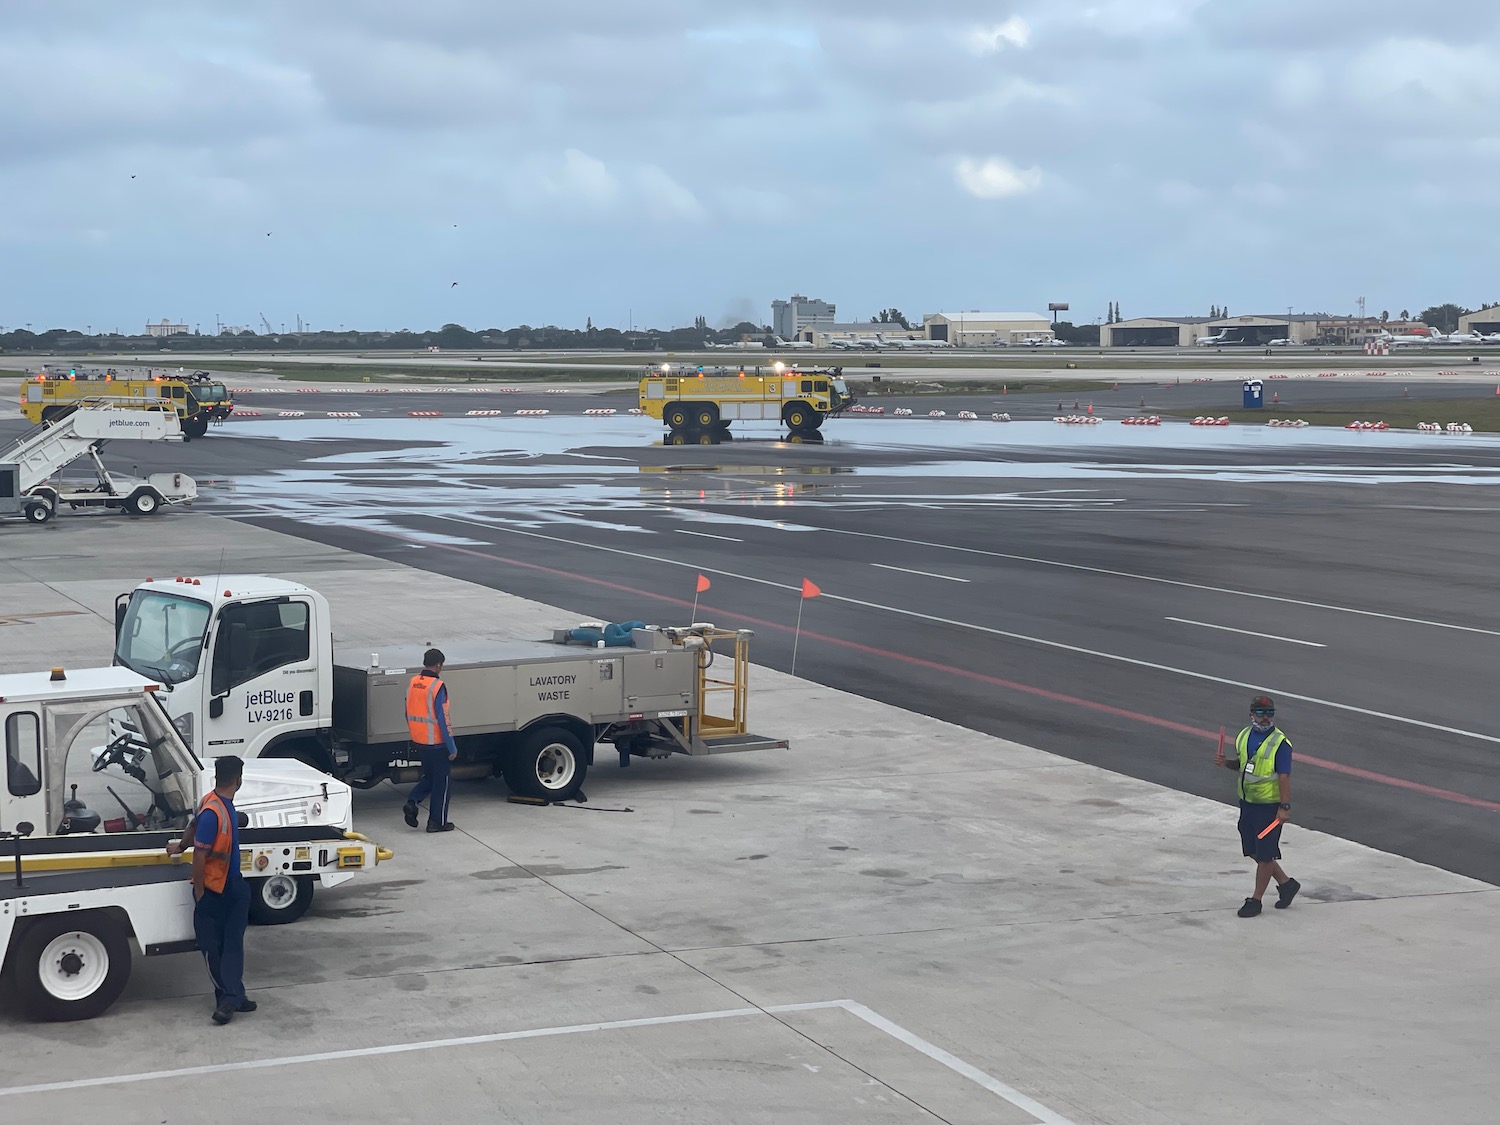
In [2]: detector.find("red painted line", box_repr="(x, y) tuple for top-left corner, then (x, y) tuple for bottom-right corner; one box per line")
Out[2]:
(349, 522), (1500, 816)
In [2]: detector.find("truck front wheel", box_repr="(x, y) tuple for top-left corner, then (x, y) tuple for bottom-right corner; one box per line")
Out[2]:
(663, 404), (691, 431)
(503, 726), (588, 801)
(23, 501), (53, 524)
(11, 912), (132, 1022)
(783, 402), (815, 431)
(248, 874), (315, 926)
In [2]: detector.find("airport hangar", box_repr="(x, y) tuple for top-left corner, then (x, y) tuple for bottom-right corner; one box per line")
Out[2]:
(921, 311), (1055, 346)
(1101, 314), (1324, 347)
(1460, 305), (1500, 335)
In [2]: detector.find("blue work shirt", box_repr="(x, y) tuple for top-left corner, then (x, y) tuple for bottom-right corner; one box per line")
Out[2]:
(194, 792), (244, 885)
(1247, 726), (1292, 776)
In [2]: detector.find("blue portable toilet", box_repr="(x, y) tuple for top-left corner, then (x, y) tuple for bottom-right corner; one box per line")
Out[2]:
(1242, 379), (1264, 409)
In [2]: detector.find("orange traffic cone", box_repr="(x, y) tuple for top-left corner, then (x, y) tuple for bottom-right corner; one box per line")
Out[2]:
(1087, 402), (1094, 415)
(1272, 391), (1279, 404)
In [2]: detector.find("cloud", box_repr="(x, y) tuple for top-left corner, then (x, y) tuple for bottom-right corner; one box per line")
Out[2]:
(954, 156), (1043, 199)
(965, 17), (1030, 54)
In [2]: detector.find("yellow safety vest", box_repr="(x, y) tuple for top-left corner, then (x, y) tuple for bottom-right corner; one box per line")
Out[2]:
(1236, 726), (1286, 804)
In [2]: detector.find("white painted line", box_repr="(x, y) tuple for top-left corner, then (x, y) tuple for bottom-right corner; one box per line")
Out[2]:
(789, 524), (1500, 639)
(1165, 617), (1325, 648)
(427, 514), (1500, 746)
(676, 529), (744, 543)
(871, 563), (970, 583)
(837, 1001), (1079, 1125)
(0, 998), (1079, 1122)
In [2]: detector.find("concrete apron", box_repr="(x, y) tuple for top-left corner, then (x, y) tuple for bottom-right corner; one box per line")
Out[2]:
(0, 515), (1495, 1125)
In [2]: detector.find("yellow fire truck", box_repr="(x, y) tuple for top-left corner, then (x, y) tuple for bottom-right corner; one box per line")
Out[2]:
(22, 369), (234, 439)
(638, 365), (855, 434)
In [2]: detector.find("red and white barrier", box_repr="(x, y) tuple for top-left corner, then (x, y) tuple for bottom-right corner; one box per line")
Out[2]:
(1191, 377), (1214, 384)
(1121, 416), (1161, 426)
(408, 411), (441, 417)
(278, 410), (306, 418)
(928, 410), (947, 417)
(893, 408), (914, 416)
(364, 388), (390, 393)
(583, 408), (617, 415)
(1446, 422), (1474, 434)
(1055, 415), (1101, 425)
(1266, 374), (1288, 379)
(231, 409), (262, 417)
(466, 410), (505, 416)
(1344, 420), (1389, 431)
(545, 389), (569, 395)
(327, 411), (361, 418)
(297, 388), (322, 393)
(1417, 422), (1442, 432)
(1364, 371), (1386, 377)
(515, 409), (551, 416)
(230, 387), (255, 393)
(1190, 417), (1230, 426)
(627, 408), (644, 415)
(991, 413), (1012, 422)
(1266, 418), (1309, 428)
(1317, 372), (1339, 378)
(956, 410), (978, 420)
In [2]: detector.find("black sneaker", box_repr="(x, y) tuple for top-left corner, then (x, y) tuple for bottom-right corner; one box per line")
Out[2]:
(426, 822), (456, 833)
(403, 801), (419, 828)
(1237, 897), (1262, 918)
(237, 999), (258, 1013)
(1275, 878), (1301, 909)
(211, 1001), (236, 1025)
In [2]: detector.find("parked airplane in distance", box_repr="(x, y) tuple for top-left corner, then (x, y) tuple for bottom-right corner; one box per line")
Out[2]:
(1196, 330), (1235, 346)
(705, 339), (764, 349)
(772, 336), (814, 350)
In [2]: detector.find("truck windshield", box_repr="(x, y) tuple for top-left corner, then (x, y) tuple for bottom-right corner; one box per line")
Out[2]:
(195, 384), (228, 402)
(831, 379), (848, 394)
(115, 592), (211, 685)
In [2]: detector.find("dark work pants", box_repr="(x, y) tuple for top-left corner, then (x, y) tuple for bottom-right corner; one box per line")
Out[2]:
(195, 878), (250, 1008)
(408, 744), (452, 827)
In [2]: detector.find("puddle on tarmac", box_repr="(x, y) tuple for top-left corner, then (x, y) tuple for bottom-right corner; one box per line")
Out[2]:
(206, 416), (1500, 534)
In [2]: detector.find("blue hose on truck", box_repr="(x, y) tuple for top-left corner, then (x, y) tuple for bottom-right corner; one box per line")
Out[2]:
(568, 621), (646, 647)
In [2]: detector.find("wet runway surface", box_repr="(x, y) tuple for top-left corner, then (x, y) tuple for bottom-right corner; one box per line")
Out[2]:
(9, 406), (1500, 882)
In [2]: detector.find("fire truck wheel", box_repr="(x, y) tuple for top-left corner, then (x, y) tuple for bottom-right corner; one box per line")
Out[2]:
(664, 404), (690, 431)
(783, 402), (813, 430)
(248, 874), (315, 926)
(504, 726), (588, 801)
(694, 404), (719, 428)
(126, 489), (161, 516)
(185, 417), (210, 439)
(12, 912), (132, 1022)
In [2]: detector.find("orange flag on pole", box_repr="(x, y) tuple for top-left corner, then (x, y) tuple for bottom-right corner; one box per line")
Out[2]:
(801, 578), (821, 599)
(696, 574), (711, 593)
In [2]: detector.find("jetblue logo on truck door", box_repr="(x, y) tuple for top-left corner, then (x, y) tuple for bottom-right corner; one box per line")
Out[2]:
(530, 673), (576, 701)
(246, 688), (295, 723)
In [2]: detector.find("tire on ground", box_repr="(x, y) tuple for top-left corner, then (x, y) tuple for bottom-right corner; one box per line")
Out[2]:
(11, 912), (132, 1022)
(694, 403), (719, 428)
(502, 725), (588, 801)
(23, 501), (53, 524)
(126, 489), (161, 516)
(664, 404), (691, 431)
(247, 874), (315, 926)
(783, 402), (815, 431)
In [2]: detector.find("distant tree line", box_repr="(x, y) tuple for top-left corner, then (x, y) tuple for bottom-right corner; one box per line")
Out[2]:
(0, 321), (775, 354)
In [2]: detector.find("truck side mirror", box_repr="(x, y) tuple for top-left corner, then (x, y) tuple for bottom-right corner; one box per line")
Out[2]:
(114, 597), (128, 639)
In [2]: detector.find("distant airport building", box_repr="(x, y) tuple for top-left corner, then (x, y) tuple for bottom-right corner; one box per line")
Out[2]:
(803, 322), (891, 347)
(772, 295), (836, 340)
(1460, 306), (1500, 335)
(145, 318), (189, 338)
(1104, 314), (1324, 347)
(922, 311), (1053, 346)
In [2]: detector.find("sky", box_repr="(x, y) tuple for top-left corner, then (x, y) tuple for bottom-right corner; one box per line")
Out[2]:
(2, 0), (1498, 334)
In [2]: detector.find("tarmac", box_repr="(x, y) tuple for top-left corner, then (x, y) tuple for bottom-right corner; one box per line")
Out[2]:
(2, 515), (1498, 1124)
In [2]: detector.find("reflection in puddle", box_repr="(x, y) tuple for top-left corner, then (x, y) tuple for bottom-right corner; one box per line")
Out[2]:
(206, 416), (1500, 538)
